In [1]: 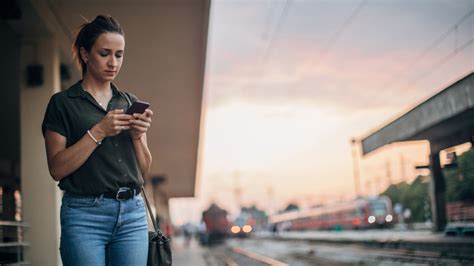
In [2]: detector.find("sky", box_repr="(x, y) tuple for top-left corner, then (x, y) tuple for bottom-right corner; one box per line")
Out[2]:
(170, 0), (474, 225)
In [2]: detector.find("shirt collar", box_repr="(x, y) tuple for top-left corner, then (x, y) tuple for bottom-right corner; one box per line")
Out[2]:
(67, 81), (121, 98)
(110, 83), (120, 96)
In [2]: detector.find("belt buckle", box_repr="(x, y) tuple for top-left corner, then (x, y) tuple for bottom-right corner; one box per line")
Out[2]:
(116, 188), (131, 201)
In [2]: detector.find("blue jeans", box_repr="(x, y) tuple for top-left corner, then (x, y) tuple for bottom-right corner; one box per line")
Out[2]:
(60, 190), (148, 266)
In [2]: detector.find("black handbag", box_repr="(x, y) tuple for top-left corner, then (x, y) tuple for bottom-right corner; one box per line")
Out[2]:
(142, 188), (172, 266)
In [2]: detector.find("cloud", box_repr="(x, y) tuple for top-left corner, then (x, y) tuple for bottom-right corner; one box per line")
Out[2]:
(204, 0), (473, 113)
(206, 40), (470, 113)
(177, 0), (474, 221)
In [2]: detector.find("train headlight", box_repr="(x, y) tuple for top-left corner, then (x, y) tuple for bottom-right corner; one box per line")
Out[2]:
(242, 225), (252, 233)
(368, 216), (376, 224)
(385, 214), (393, 222)
(231, 225), (241, 234)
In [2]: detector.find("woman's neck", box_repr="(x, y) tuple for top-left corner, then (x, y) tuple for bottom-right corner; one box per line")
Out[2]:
(81, 74), (111, 94)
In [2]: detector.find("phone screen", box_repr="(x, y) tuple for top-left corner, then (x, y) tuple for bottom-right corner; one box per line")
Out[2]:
(126, 101), (150, 115)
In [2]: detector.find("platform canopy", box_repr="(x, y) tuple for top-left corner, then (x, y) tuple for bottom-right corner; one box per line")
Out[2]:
(362, 72), (474, 155)
(21, 0), (211, 198)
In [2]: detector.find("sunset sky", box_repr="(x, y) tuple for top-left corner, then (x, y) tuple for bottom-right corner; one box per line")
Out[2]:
(170, 0), (474, 225)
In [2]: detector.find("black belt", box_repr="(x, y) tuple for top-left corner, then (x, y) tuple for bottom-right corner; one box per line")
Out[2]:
(102, 188), (141, 200)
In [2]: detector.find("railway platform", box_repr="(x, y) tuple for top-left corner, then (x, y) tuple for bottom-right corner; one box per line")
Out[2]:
(172, 237), (209, 266)
(256, 229), (474, 258)
(171, 229), (474, 265)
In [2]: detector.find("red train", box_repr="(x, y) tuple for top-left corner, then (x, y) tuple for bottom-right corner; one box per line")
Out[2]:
(269, 196), (394, 231)
(230, 213), (256, 238)
(200, 203), (230, 245)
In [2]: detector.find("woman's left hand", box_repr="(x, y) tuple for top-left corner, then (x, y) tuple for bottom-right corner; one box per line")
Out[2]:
(129, 108), (153, 140)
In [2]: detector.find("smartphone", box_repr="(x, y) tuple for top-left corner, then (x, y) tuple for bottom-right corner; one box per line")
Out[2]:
(126, 100), (150, 115)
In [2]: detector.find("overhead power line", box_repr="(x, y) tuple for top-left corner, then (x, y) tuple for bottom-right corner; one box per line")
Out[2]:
(292, 0), (367, 90)
(311, 0), (368, 70)
(404, 37), (474, 89)
(243, 0), (293, 92)
(382, 8), (474, 90)
(261, 0), (279, 43)
(257, 0), (293, 80)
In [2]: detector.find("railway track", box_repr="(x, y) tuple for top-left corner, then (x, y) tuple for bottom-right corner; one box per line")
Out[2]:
(201, 235), (474, 265)
(357, 246), (474, 264)
(210, 246), (289, 266)
(221, 237), (474, 265)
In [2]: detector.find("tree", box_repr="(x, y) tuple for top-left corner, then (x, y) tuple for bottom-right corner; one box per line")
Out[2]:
(403, 176), (430, 222)
(380, 148), (474, 222)
(281, 203), (299, 213)
(381, 181), (409, 206)
(381, 176), (429, 222)
(444, 149), (474, 202)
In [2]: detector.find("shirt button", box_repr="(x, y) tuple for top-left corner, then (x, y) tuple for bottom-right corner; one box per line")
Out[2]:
(115, 144), (118, 147)
(118, 159), (122, 163)
(123, 174), (127, 177)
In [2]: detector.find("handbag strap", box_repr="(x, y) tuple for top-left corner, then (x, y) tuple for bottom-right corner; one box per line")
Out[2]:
(142, 187), (168, 241)
(141, 187), (165, 238)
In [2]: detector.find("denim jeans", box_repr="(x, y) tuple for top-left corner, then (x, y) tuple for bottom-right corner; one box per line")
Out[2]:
(60, 190), (148, 266)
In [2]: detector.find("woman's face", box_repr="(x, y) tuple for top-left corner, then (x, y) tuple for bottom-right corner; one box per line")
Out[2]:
(81, 32), (125, 82)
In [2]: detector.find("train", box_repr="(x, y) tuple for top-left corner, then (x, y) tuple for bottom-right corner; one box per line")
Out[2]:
(269, 196), (394, 231)
(230, 212), (256, 238)
(199, 203), (230, 245)
(199, 204), (266, 244)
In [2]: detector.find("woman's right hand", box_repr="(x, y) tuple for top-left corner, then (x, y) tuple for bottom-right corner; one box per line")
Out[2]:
(90, 109), (132, 141)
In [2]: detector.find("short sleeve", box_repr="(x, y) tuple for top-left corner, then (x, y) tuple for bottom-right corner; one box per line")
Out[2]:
(42, 94), (67, 137)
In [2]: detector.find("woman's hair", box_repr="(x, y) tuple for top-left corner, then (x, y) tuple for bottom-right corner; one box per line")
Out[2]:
(72, 15), (125, 76)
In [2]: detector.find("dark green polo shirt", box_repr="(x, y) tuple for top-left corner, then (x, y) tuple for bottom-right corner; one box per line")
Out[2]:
(42, 81), (144, 195)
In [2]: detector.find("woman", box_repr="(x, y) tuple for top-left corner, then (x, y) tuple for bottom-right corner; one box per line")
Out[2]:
(42, 15), (152, 265)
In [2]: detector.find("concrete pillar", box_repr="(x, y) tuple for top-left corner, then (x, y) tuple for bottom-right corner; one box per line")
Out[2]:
(0, 21), (21, 245)
(153, 188), (170, 223)
(429, 146), (447, 232)
(152, 185), (171, 235)
(20, 36), (61, 266)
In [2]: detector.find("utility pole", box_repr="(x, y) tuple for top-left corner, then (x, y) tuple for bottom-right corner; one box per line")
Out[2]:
(266, 185), (274, 215)
(365, 180), (372, 196)
(233, 170), (242, 215)
(351, 138), (361, 197)
(375, 176), (382, 194)
(385, 159), (392, 188)
(400, 154), (406, 182)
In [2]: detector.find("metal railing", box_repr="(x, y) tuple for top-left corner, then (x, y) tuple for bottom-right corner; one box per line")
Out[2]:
(447, 202), (474, 222)
(0, 221), (29, 265)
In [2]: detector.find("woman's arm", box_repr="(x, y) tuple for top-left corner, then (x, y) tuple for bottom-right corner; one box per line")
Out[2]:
(45, 129), (99, 181)
(129, 109), (153, 177)
(132, 133), (152, 177)
(45, 109), (132, 181)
